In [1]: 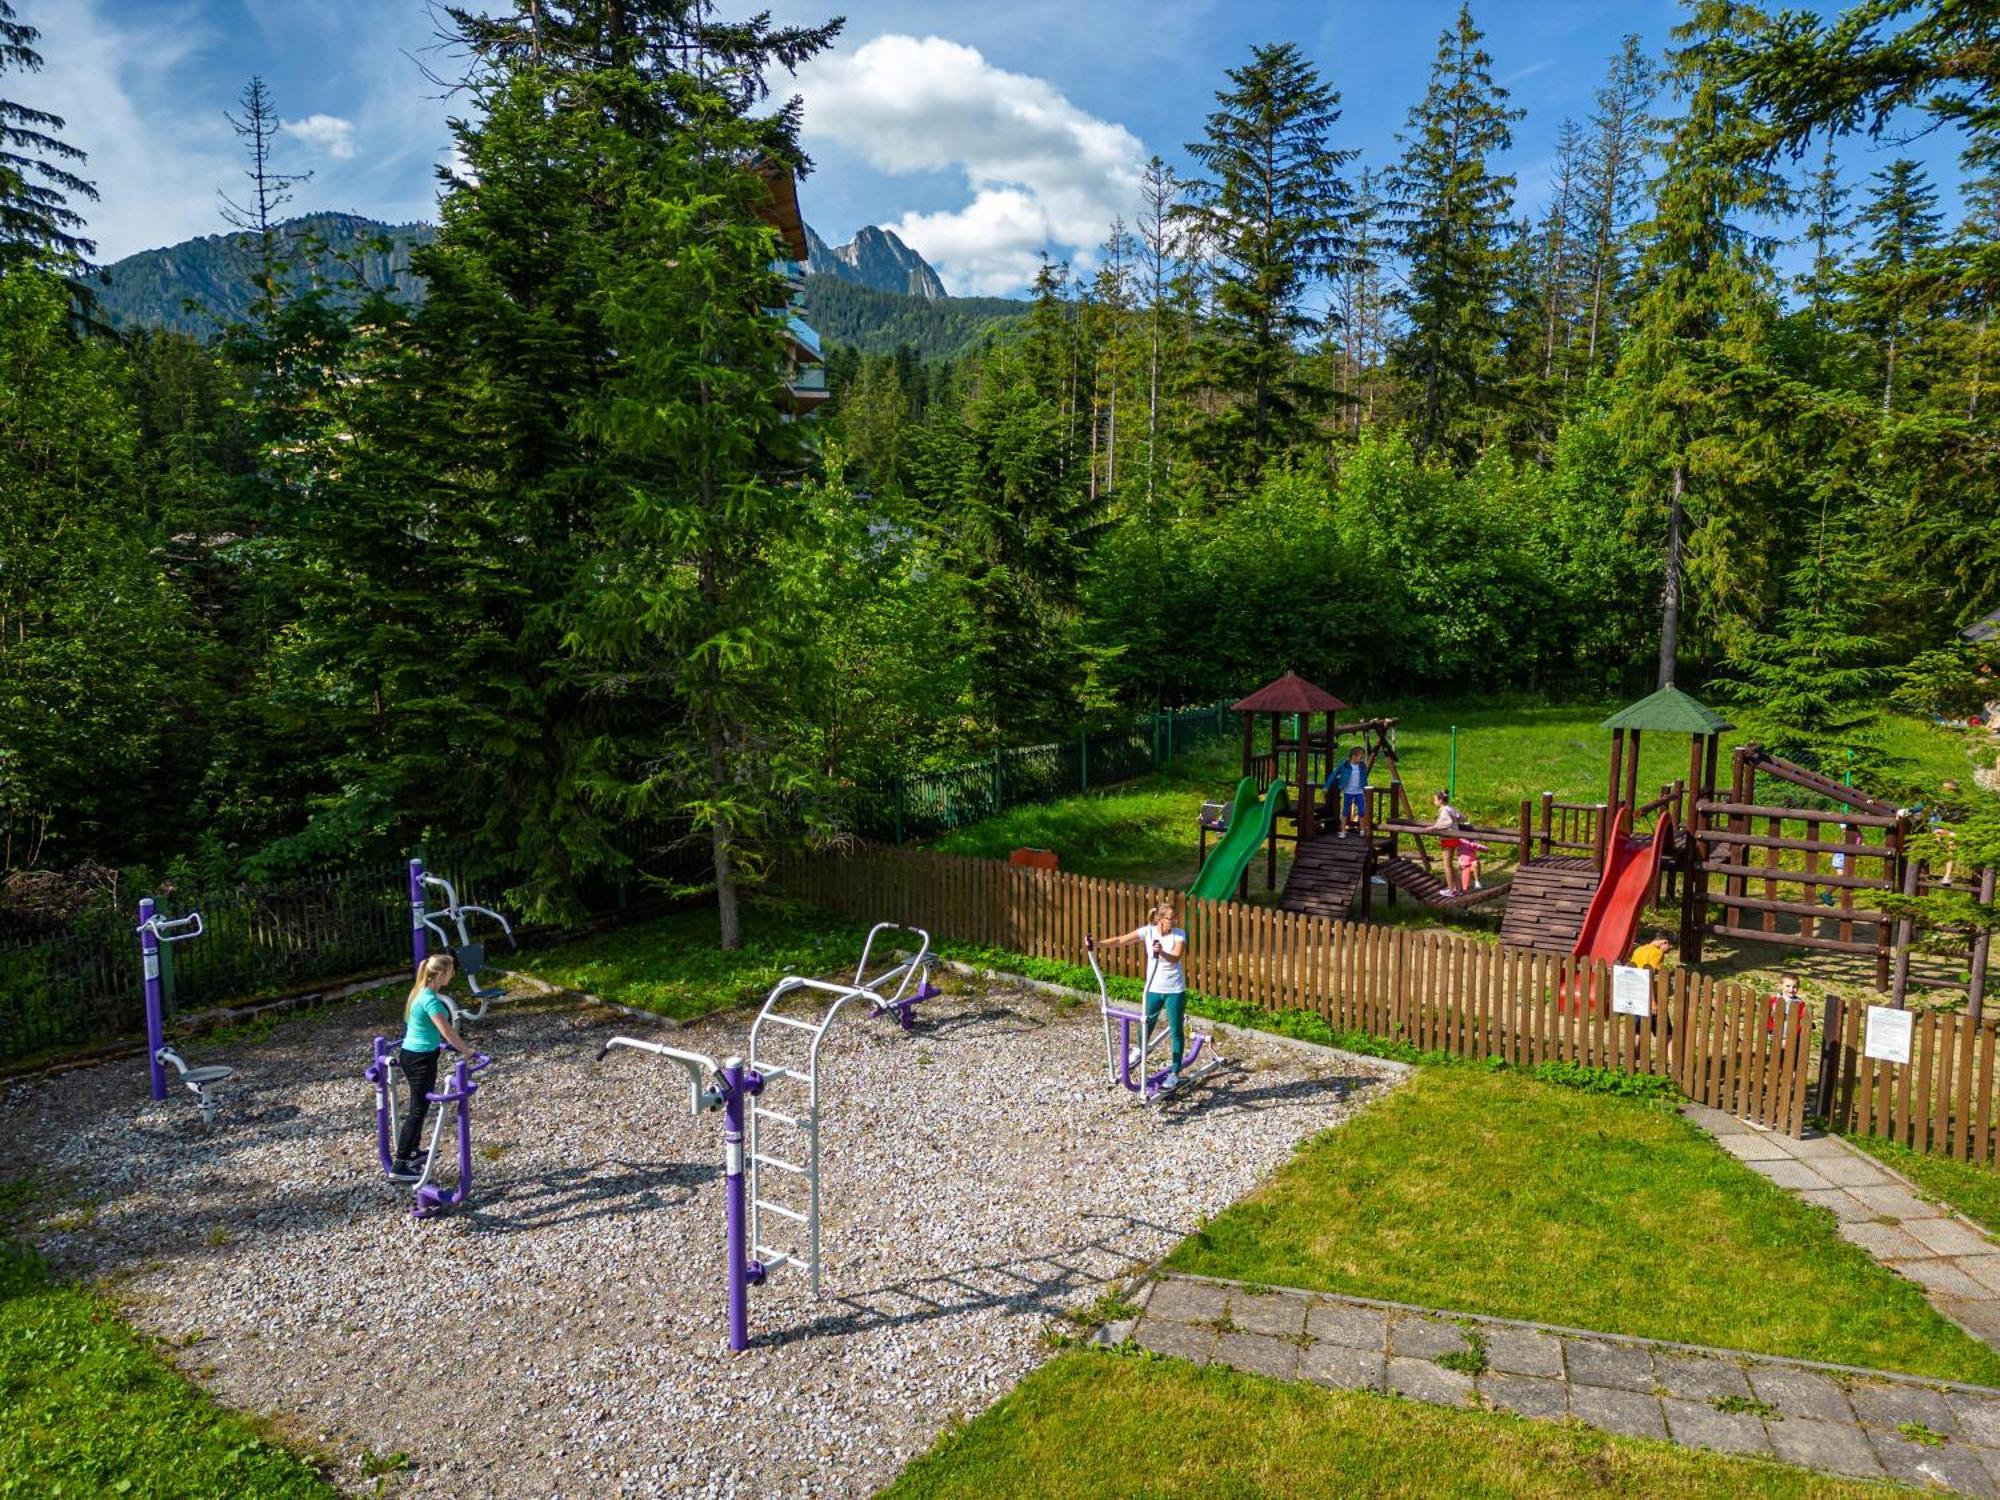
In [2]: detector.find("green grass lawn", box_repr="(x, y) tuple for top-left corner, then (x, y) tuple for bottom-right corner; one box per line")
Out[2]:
(883, 1350), (1886, 1499)
(515, 900), (869, 1021)
(0, 1236), (332, 1498)
(1165, 1065), (2000, 1384)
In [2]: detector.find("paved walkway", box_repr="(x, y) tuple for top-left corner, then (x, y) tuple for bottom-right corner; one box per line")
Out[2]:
(1686, 1103), (2000, 1355)
(1114, 1273), (2000, 1494)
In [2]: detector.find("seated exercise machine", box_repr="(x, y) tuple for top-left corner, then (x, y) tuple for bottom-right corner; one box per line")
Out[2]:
(138, 898), (234, 1130)
(595, 925), (932, 1351)
(407, 856), (516, 1022)
(1084, 939), (1220, 1104)
(365, 1037), (492, 1218)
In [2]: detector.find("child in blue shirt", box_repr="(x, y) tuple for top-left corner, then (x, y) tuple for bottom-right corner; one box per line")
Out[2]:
(1323, 747), (1369, 836)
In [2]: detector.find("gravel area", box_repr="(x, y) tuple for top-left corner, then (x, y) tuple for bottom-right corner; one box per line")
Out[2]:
(5, 972), (1399, 1497)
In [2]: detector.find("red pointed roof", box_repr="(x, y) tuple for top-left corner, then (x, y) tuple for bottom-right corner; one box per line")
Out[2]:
(1231, 672), (1348, 714)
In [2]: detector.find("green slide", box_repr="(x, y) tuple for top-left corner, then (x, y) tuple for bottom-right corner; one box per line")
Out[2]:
(1187, 776), (1287, 902)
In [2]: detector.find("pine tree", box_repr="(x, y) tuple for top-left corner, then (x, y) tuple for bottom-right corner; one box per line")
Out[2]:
(1086, 219), (1134, 499)
(1579, 34), (1656, 372)
(1331, 167), (1389, 437)
(1844, 158), (1945, 413)
(1134, 155), (1181, 513)
(0, 1), (95, 273)
(1175, 41), (1355, 486)
(1797, 129), (1849, 323)
(1386, 4), (1524, 464)
(1611, 1), (1792, 687)
(219, 77), (313, 305)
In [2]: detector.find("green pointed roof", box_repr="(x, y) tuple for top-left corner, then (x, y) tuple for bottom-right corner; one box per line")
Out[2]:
(1601, 684), (1734, 735)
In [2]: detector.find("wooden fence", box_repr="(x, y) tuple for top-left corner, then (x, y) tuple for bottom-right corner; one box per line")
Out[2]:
(1828, 997), (2000, 1165)
(780, 849), (1813, 1134)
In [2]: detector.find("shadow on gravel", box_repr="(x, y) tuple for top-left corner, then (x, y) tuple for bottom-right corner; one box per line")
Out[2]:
(1143, 1067), (1378, 1129)
(462, 1159), (718, 1235)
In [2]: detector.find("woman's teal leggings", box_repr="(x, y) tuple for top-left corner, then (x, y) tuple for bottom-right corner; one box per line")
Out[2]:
(1143, 988), (1186, 1068)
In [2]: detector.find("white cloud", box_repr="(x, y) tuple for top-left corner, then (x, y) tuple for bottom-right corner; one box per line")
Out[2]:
(281, 113), (359, 162)
(795, 34), (1145, 295)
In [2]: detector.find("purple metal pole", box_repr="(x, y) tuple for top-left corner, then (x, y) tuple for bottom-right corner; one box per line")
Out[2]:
(140, 897), (166, 1100)
(722, 1057), (752, 1351)
(408, 857), (427, 971)
(416, 1054), (478, 1219)
(365, 1036), (396, 1173)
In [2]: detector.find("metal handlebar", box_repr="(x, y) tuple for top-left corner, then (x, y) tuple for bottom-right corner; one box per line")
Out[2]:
(597, 1036), (724, 1117)
(139, 910), (205, 942)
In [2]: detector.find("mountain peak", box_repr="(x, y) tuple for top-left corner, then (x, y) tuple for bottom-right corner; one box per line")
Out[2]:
(805, 222), (947, 300)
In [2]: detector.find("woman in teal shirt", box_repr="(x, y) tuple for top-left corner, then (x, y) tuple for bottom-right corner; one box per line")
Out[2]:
(392, 952), (474, 1181)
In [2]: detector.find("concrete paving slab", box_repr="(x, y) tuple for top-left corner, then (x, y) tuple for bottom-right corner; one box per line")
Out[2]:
(1226, 1288), (1308, 1338)
(1748, 1158), (1838, 1192)
(1949, 1390), (2000, 1447)
(1748, 1365), (1857, 1425)
(1480, 1371), (1568, 1421)
(1795, 1187), (1876, 1223)
(1765, 1418), (1886, 1480)
(1389, 1315), (1470, 1362)
(1567, 1383), (1669, 1441)
(1814, 1155), (1897, 1188)
(1718, 1133), (1794, 1162)
(1958, 1255), (2000, 1295)
(1482, 1325), (1564, 1379)
(1136, 1318), (1217, 1364)
(1661, 1397), (1774, 1457)
(1215, 1331), (1300, 1380)
(1387, 1355), (1474, 1408)
(1905, 1216), (1999, 1258)
(1564, 1337), (1656, 1392)
(1684, 1103), (1752, 1135)
(1869, 1427), (1997, 1497)
(1305, 1300), (1388, 1351)
(1888, 1257), (1993, 1299)
(1942, 1298), (2000, 1343)
(1298, 1340), (1384, 1393)
(1840, 1219), (1937, 1260)
(1848, 1379), (1961, 1436)
(1847, 1182), (1950, 1221)
(1788, 1134), (1859, 1160)
(1654, 1353), (1752, 1403)
(1145, 1278), (1229, 1323)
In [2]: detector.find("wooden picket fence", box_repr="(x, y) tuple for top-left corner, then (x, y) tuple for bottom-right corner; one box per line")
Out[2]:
(780, 849), (1813, 1134)
(1829, 998), (2000, 1165)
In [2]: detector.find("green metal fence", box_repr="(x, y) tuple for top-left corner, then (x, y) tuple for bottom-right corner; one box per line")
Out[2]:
(872, 702), (1233, 843)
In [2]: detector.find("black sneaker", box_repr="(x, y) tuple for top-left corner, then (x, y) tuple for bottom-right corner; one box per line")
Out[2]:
(387, 1159), (422, 1183)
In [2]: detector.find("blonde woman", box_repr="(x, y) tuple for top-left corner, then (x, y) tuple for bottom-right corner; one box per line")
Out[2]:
(1088, 901), (1189, 1093)
(391, 953), (474, 1182)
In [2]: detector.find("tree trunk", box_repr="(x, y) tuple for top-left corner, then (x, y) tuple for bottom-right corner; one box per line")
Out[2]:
(1658, 463), (1685, 690)
(709, 758), (741, 951)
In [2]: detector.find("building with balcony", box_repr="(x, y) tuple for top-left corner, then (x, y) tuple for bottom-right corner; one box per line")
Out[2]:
(758, 166), (831, 418)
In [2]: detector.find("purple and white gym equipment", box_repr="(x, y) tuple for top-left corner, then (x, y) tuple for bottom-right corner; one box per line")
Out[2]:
(1084, 938), (1219, 1104)
(138, 898), (234, 1129)
(595, 926), (933, 1352)
(364, 1037), (492, 1218)
(407, 857), (516, 1022)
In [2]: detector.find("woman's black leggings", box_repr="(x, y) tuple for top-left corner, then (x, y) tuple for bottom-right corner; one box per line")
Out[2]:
(396, 1047), (441, 1161)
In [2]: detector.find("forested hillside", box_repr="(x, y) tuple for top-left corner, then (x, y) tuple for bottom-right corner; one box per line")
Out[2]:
(802, 272), (1026, 357)
(94, 212), (431, 333)
(2, 0), (1995, 943)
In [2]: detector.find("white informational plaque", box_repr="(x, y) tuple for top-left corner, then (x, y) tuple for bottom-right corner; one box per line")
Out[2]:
(1863, 1005), (1915, 1065)
(1610, 964), (1651, 1018)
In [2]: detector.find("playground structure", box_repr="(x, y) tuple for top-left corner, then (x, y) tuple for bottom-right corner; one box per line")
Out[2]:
(1190, 675), (1992, 1008)
(407, 856), (516, 1022)
(595, 923), (938, 1351)
(138, 898), (234, 1130)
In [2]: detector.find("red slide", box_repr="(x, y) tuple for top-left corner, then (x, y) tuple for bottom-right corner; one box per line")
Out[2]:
(1572, 807), (1673, 966)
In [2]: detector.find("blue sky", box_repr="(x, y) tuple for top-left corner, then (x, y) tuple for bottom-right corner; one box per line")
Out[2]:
(27, 0), (1976, 294)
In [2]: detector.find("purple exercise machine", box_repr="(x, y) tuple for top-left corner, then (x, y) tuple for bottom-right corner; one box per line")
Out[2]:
(138, 897), (234, 1129)
(1084, 937), (1218, 1103)
(595, 925), (933, 1352)
(365, 1037), (493, 1218)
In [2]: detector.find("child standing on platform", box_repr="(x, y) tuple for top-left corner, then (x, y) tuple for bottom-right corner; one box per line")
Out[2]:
(1324, 747), (1370, 837)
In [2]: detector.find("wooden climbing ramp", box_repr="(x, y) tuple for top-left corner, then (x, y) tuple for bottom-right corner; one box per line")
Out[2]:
(1498, 856), (1602, 955)
(1377, 855), (1510, 911)
(1279, 835), (1369, 921)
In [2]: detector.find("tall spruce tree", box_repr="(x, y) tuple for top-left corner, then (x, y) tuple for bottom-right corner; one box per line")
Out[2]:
(219, 77), (312, 304)
(0, 1), (95, 273)
(1134, 155), (1182, 513)
(1845, 158), (1945, 413)
(1175, 41), (1354, 486)
(1579, 35), (1656, 371)
(1386, 4), (1524, 464)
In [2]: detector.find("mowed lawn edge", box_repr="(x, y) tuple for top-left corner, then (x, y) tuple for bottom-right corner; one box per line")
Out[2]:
(1164, 1065), (2000, 1386)
(880, 1349), (1890, 1499)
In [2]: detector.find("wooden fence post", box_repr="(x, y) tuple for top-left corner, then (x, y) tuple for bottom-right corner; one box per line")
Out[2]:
(1890, 857), (1922, 1008)
(1970, 865), (1996, 1022)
